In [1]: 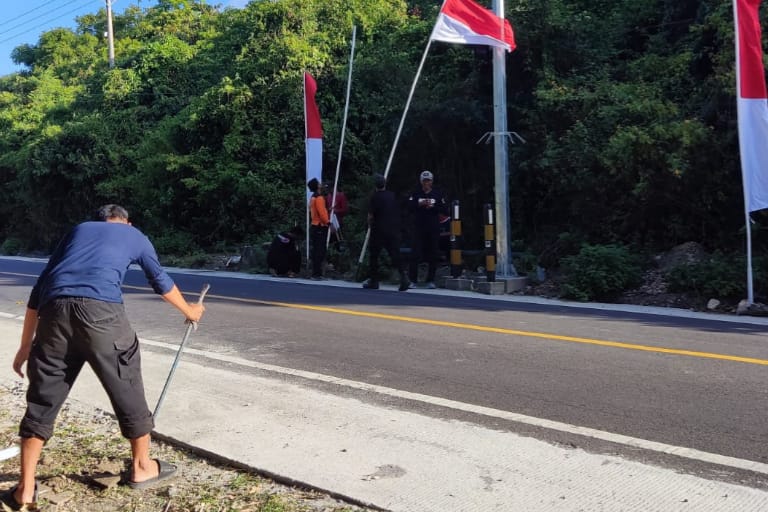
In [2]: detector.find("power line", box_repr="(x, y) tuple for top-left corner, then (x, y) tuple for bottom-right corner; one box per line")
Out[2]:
(0, 0), (83, 37)
(0, 0), (63, 28)
(0, 0), (99, 46)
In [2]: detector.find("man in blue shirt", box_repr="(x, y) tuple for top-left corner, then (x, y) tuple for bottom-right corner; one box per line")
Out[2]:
(2, 205), (205, 510)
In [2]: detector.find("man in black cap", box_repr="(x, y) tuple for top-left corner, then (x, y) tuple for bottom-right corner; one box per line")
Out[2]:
(363, 174), (409, 291)
(407, 170), (447, 288)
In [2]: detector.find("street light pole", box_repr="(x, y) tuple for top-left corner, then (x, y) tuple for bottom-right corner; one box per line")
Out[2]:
(491, 0), (514, 276)
(106, 0), (115, 68)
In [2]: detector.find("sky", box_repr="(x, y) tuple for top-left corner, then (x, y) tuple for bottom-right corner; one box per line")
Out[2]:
(0, 0), (248, 77)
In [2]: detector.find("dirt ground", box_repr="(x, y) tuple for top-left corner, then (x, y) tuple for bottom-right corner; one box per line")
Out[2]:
(0, 383), (372, 512)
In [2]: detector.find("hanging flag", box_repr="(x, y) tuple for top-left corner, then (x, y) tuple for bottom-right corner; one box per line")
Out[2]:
(304, 72), (323, 203)
(735, 0), (768, 212)
(431, 0), (515, 52)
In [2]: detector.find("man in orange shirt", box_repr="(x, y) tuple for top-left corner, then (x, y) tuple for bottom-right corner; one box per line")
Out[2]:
(307, 178), (330, 279)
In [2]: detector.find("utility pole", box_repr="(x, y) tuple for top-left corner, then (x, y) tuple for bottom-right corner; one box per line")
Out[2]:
(106, 0), (115, 68)
(491, 0), (514, 276)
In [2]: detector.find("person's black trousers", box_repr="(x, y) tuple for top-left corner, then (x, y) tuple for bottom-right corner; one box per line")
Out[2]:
(408, 228), (440, 283)
(309, 225), (329, 277)
(21, 297), (153, 441)
(369, 230), (403, 281)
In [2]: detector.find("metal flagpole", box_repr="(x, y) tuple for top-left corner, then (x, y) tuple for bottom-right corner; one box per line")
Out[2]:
(733, 0), (754, 305)
(357, 26), (440, 269)
(303, 71), (311, 264)
(327, 25), (357, 249)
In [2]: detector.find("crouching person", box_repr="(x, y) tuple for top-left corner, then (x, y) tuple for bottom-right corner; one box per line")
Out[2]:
(267, 225), (303, 277)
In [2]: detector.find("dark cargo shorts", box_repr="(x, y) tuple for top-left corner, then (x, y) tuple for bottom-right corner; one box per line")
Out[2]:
(20, 297), (154, 441)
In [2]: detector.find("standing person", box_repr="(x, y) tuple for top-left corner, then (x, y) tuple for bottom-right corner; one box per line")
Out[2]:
(326, 187), (349, 243)
(325, 186), (349, 264)
(1, 204), (205, 510)
(266, 225), (303, 277)
(307, 178), (330, 279)
(407, 170), (447, 289)
(363, 174), (410, 292)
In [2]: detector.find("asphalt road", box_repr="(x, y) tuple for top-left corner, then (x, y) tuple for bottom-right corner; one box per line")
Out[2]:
(1, 256), (766, 488)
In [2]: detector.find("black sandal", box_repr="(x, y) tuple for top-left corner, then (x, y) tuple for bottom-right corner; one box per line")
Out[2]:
(0, 483), (38, 511)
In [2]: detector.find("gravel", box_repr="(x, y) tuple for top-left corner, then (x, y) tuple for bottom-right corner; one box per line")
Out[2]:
(0, 383), (372, 512)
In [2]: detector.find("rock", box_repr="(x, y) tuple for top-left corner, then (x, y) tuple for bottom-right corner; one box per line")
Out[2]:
(46, 490), (75, 505)
(239, 245), (257, 268)
(736, 300), (768, 316)
(656, 242), (708, 271)
(707, 299), (720, 310)
(90, 474), (123, 489)
(93, 460), (124, 474)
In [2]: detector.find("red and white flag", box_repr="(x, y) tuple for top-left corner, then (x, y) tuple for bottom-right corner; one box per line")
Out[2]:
(304, 72), (323, 202)
(431, 0), (515, 52)
(735, 0), (768, 212)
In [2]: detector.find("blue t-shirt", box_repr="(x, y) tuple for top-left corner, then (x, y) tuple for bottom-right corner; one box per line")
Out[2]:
(28, 221), (175, 310)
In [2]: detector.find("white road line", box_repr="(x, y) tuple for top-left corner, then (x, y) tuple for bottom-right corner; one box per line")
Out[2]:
(141, 337), (768, 477)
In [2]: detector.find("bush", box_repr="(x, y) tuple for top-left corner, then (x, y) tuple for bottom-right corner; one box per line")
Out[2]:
(0, 238), (23, 255)
(561, 244), (643, 301)
(665, 252), (754, 300)
(512, 249), (540, 281)
(160, 251), (210, 269)
(150, 231), (200, 256)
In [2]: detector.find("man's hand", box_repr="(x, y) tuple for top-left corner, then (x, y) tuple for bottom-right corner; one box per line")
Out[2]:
(162, 285), (207, 323)
(185, 303), (205, 324)
(15, 307), (38, 379)
(12, 345), (31, 379)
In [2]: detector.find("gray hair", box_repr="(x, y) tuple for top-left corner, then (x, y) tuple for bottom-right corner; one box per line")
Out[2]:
(94, 204), (129, 221)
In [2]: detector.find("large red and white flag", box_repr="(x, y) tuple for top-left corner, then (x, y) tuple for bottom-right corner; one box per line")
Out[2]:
(304, 72), (323, 202)
(735, 0), (768, 212)
(431, 0), (515, 52)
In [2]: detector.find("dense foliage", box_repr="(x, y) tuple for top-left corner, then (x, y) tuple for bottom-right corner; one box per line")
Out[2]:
(560, 244), (643, 301)
(0, 0), (766, 293)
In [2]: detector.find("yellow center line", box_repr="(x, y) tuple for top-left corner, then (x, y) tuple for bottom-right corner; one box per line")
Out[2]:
(250, 299), (768, 366)
(6, 277), (766, 367)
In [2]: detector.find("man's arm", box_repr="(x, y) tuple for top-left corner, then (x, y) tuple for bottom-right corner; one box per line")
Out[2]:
(161, 285), (205, 323)
(407, 191), (420, 213)
(315, 196), (331, 225)
(13, 308), (39, 378)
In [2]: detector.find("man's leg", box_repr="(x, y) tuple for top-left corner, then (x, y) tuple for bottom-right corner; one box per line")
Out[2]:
(368, 236), (382, 282)
(15, 299), (83, 503)
(408, 232), (424, 283)
(425, 230), (440, 283)
(386, 233), (410, 291)
(77, 300), (161, 486)
(310, 226), (327, 277)
(10, 436), (43, 504)
(129, 433), (158, 483)
(289, 248), (301, 274)
(78, 301), (155, 466)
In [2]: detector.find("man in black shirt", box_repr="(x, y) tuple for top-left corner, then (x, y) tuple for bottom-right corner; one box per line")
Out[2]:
(363, 174), (410, 291)
(407, 170), (447, 288)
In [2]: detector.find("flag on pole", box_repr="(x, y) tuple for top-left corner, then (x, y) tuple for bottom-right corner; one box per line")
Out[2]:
(304, 72), (323, 203)
(431, 0), (516, 52)
(735, 0), (768, 212)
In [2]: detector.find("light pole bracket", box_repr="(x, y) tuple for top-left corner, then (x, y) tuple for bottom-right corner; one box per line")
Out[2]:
(476, 131), (527, 145)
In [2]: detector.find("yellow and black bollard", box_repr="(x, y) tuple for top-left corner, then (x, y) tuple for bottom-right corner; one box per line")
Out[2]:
(484, 204), (496, 282)
(450, 200), (462, 278)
